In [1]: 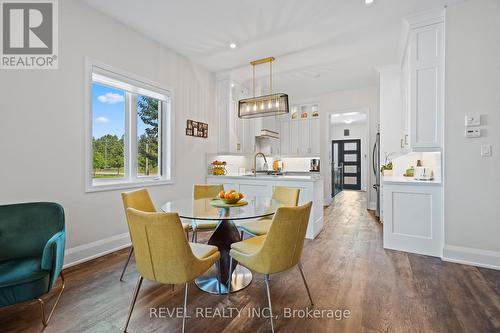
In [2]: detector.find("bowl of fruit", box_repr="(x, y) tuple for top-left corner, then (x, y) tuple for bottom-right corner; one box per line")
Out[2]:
(218, 190), (244, 204)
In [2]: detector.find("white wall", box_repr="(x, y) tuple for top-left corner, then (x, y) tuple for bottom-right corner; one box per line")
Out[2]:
(331, 121), (368, 191)
(320, 86), (379, 207)
(443, 0), (500, 264)
(0, 0), (216, 266)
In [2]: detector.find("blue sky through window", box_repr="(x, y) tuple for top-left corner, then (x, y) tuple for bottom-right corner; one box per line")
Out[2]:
(92, 83), (125, 138)
(92, 83), (150, 139)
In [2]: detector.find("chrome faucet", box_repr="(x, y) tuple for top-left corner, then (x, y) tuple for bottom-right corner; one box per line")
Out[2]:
(253, 152), (268, 177)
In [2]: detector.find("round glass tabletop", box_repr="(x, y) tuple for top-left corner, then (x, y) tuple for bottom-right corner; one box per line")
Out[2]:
(160, 196), (280, 220)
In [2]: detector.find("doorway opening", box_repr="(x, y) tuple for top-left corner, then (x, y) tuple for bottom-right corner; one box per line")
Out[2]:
(330, 110), (368, 197)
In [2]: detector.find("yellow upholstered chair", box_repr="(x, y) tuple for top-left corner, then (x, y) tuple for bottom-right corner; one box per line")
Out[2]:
(123, 208), (221, 333)
(228, 202), (313, 333)
(239, 186), (300, 237)
(120, 189), (191, 281)
(191, 184), (224, 242)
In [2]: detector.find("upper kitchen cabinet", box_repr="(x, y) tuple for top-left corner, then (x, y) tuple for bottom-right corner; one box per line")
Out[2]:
(280, 103), (320, 157)
(406, 10), (445, 151)
(216, 80), (255, 154)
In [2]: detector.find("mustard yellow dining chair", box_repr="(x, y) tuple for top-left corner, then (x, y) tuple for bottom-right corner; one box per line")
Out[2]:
(228, 202), (313, 333)
(123, 208), (221, 333)
(191, 184), (224, 242)
(120, 189), (191, 281)
(239, 186), (300, 237)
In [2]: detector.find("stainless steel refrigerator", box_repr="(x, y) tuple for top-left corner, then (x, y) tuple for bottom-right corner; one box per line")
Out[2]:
(372, 132), (381, 218)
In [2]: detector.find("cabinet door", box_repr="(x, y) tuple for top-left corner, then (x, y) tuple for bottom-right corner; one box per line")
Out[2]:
(242, 119), (255, 153)
(299, 119), (310, 154)
(239, 184), (272, 198)
(280, 119), (290, 155)
(290, 119), (299, 155)
(216, 80), (230, 153)
(410, 23), (443, 149)
(310, 118), (320, 155)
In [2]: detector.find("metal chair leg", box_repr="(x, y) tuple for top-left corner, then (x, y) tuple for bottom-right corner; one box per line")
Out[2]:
(216, 258), (222, 295)
(227, 257), (233, 299)
(182, 282), (189, 333)
(123, 276), (143, 333)
(37, 272), (65, 327)
(240, 230), (244, 240)
(120, 246), (134, 281)
(264, 274), (275, 333)
(298, 262), (314, 306)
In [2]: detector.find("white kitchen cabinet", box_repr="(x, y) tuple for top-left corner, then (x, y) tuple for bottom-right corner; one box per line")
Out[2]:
(298, 118), (310, 154)
(277, 104), (320, 157)
(241, 118), (255, 154)
(239, 184), (272, 198)
(310, 118), (320, 155)
(290, 118), (299, 155)
(408, 22), (444, 150)
(383, 182), (443, 257)
(216, 80), (231, 153)
(280, 119), (290, 155)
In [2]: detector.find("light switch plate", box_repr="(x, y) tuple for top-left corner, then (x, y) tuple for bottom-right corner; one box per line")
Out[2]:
(465, 128), (481, 138)
(481, 144), (492, 157)
(465, 115), (481, 126)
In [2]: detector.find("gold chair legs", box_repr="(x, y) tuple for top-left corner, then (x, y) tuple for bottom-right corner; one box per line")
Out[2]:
(123, 275), (143, 333)
(298, 262), (314, 306)
(37, 272), (65, 327)
(120, 246), (134, 281)
(264, 274), (275, 333)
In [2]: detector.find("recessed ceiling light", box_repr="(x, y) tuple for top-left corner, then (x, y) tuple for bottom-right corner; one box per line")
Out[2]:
(345, 120), (353, 124)
(365, 0), (374, 4)
(231, 83), (235, 88)
(343, 112), (359, 116)
(332, 114), (340, 117)
(229, 43), (237, 49)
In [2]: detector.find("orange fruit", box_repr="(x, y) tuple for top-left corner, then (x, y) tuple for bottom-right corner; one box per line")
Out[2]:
(219, 191), (225, 198)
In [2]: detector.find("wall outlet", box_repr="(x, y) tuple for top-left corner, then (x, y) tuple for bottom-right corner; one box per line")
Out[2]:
(465, 128), (481, 138)
(465, 115), (481, 126)
(481, 144), (492, 157)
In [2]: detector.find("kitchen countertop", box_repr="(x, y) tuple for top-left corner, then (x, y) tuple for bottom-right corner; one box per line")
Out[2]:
(207, 173), (323, 182)
(383, 175), (442, 186)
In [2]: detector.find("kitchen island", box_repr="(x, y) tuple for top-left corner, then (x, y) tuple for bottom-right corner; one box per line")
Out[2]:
(206, 174), (324, 239)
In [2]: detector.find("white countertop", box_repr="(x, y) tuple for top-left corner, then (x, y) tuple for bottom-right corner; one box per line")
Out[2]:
(383, 175), (442, 186)
(207, 173), (323, 182)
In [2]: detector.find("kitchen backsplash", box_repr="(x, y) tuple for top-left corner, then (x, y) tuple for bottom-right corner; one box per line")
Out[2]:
(206, 154), (319, 174)
(391, 152), (442, 181)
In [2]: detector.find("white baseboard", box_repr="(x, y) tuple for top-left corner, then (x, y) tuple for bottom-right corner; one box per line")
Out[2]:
(367, 201), (376, 210)
(324, 197), (333, 206)
(64, 232), (131, 269)
(442, 245), (500, 270)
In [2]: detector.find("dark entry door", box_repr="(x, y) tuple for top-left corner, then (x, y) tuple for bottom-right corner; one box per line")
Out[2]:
(332, 139), (361, 190)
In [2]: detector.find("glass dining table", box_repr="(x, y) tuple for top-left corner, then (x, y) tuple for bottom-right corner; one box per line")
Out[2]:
(161, 196), (280, 294)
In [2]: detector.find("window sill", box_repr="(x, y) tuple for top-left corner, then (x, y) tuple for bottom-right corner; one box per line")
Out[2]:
(85, 178), (174, 193)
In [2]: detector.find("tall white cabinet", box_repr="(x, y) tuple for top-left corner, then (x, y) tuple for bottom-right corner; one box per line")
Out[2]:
(380, 8), (445, 259)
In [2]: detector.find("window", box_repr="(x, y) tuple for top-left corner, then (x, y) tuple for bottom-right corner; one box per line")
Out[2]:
(86, 61), (172, 192)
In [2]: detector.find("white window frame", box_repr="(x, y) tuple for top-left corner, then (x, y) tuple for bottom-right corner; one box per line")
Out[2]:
(84, 58), (174, 192)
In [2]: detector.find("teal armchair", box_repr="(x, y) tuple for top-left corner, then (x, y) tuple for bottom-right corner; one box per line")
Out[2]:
(0, 202), (66, 326)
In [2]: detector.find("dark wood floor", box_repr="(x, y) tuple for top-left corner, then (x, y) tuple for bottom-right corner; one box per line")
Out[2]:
(1, 191), (499, 333)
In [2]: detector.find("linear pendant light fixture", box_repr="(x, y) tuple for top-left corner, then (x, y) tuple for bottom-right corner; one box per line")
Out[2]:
(238, 57), (289, 118)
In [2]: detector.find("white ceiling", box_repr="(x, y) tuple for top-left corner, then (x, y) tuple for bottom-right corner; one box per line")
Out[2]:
(331, 111), (367, 125)
(84, 0), (460, 100)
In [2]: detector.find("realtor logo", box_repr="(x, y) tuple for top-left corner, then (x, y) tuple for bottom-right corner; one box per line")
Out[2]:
(1, 0), (58, 69)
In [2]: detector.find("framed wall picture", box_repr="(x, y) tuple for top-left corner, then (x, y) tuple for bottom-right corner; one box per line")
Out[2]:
(186, 119), (208, 138)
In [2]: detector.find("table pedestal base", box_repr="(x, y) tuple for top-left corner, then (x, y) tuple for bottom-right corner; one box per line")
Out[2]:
(194, 265), (252, 294)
